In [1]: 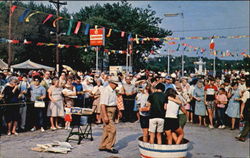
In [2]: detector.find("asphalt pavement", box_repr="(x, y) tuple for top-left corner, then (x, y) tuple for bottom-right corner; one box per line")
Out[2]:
(0, 122), (249, 158)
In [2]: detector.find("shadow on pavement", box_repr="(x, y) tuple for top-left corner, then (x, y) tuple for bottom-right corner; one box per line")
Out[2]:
(116, 133), (141, 150)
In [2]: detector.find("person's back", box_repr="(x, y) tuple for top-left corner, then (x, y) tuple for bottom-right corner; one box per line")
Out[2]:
(148, 92), (166, 119)
(147, 83), (166, 144)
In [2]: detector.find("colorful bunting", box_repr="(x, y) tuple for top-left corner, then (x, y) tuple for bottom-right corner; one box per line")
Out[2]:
(18, 9), (30, 22)
(42, 14), (53, 24)
(74, 21), (81, 34)
(84, 24), (90, 35)
(106, 29), (112, 37)
(10, 5), (17, 16)
(25, 11), (41, 22)
(121, 31), (125, 37)
(53, 17), (63, 28)
(66, 19), (74, 35)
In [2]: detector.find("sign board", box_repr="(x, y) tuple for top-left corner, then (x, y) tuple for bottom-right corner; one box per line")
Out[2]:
(89, 28), (105, 46)
(109, 66), (132, 75)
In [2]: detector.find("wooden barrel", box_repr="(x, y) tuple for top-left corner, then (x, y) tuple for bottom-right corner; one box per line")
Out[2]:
(138, 136), (189, 158)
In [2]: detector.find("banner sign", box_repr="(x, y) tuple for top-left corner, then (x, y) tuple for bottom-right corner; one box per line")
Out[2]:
(89, 28), (105, 46)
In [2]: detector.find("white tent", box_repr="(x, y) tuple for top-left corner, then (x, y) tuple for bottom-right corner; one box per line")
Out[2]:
(0, 59), (8, 69)
(11, 59), (55, 71)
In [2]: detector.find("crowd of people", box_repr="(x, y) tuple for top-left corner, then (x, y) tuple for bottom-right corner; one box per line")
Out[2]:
(0, 69), (249, 148)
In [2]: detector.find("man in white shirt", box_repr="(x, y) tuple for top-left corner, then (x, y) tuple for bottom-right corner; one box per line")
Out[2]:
(99, 76), (122, 154)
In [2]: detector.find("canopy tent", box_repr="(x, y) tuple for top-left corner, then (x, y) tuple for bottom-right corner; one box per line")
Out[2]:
(0, 59), (8, 69)
(11, 59), (55, 71)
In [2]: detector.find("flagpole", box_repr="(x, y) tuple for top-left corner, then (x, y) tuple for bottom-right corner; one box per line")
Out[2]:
(213, 51), (216, 77)
(167, 49), (170, 75)
(96, 46), (99, 72)
(8, 0), (13, 68)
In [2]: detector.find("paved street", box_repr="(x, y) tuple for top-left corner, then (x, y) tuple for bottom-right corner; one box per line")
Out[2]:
(0, 122), (249, 158)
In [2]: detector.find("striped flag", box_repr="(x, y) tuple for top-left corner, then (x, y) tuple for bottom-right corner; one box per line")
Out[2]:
(209, 39), (215, 49)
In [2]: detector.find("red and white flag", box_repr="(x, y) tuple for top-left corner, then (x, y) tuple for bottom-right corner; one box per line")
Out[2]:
(209, 39), (215, 49)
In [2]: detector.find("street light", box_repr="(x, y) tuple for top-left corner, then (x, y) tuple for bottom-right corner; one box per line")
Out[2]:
(164, 12), (185, 77)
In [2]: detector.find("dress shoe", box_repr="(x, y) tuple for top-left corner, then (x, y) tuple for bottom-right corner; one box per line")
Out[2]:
(98, 148), (107, 151)
(106, 148), (118, 154)
(235, 136), (246, 142)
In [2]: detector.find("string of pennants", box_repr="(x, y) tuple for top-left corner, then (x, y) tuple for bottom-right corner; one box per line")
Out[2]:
(0, 37), (127, 55)
(1, 37), (249, 58)
(8, 5), (250, 42)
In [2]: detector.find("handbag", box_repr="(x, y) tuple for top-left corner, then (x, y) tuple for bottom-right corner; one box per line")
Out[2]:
(34, 101), (45, 108)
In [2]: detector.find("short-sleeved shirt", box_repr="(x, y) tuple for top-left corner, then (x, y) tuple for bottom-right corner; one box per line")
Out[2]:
(216, 94), (228, 108)
(73, 83), (84, 100)
(148, 92), (166, 119)
(242, 89), (250, 104)
(100, 85), (117, 106)
(205, 85), (218, 101)
(30, 85), (46, 101)
(123, 83), (135, 94)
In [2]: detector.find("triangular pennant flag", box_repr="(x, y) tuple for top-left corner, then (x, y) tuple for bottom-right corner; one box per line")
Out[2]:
(74, 21), (81, 34)
(67, 19), (74, 35)
(128, 33), (132, 43)
(42, 14), (53, 24)
(18, 9), (30, 22)
(24, 39), (32, 44)
(25, 11), (41, 22)
(10, 5), (17, 16)
(176, 44), (180, 51)
(135, 34), (139, 44)
(84, 24), (90, 35)
(53, 17), (63, 28)
(121, 31), (125, 37)
(106, 29), (112, 37)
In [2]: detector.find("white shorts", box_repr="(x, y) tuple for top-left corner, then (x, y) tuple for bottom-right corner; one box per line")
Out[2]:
(148, 118), (164, 133)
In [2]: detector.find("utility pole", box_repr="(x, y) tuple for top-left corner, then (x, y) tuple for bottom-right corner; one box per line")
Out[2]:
(49, 0), (67, 74)
(8, 0), (13, 68)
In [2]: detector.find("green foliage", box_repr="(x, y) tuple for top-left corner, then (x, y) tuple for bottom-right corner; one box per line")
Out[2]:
(0, 1), (171, 71)
(146, 56), (250, 73)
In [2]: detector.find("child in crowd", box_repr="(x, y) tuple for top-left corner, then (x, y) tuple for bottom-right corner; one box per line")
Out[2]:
(64, 105), (72, 130)
(204, 76), (218, 128)
(215, 88), (228, 129)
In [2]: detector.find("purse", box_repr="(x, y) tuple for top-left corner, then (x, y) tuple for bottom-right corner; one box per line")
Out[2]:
(34, 101), (45, 108)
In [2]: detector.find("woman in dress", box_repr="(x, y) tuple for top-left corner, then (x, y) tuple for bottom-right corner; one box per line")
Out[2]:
(92, 78), (103, 124)
(47, 78), (64, 130)
(3, 77), (20, 135)
(225, 82), (241, 130)
(193, 80), (207, 126)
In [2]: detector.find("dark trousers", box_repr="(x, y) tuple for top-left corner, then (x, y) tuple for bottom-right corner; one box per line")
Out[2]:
(33, 106), (45, 128)
(123, 98), (135, 122)
(84, 98), (93, 108)
(240, 119), (250, 138)
(216, 107), (226, 125)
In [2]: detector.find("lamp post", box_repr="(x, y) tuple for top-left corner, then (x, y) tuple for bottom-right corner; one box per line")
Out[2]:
(164, 12), (185, 77)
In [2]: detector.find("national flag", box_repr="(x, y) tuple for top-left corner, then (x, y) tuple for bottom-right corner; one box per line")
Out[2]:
(209, 39), (215, 49)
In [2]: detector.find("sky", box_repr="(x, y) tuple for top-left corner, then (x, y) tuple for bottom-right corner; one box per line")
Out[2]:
(35, 1), (249, 60)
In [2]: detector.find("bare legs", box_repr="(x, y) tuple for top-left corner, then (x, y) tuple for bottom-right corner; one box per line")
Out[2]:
(149, 132), (162, 144)
(142, 128), (149, 142)
(7, 121), (18, 134)
(166, 128), (184, 145)
(231, 118), (236, 129)
(207, 109), (214, 127)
